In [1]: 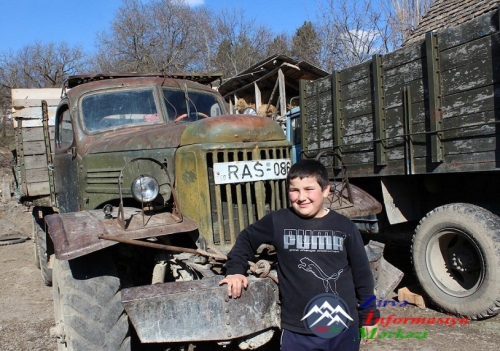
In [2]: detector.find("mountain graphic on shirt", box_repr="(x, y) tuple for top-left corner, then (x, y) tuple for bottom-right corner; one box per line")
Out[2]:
(301, 300), (353, 328)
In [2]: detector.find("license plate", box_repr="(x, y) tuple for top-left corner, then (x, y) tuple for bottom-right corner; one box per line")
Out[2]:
(213, 159), (291, 185)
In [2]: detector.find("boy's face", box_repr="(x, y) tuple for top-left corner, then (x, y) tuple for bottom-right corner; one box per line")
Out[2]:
(288, 175), (330, 218)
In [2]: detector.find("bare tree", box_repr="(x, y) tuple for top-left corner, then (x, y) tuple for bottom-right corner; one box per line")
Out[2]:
(210, 8), (274, 78)
(0, 42), (87, 114)
(314, 0), (432, 71)
(316, 0), (387, 71)
(384, 0), (434, 47)
(0, 42), (86, 145)
(92, 0), (211, 73)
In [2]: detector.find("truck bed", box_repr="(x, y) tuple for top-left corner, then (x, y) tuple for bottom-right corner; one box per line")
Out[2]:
(300, 10), (500, 177)
(12, 89), (59, 198)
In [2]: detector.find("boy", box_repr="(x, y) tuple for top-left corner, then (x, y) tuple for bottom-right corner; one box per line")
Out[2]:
(219, 159), (379, 350)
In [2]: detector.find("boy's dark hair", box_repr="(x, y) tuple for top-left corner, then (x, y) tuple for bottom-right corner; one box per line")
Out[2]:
(287, 159), (330, 190)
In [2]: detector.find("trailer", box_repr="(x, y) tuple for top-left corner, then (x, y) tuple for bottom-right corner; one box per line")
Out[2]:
(299, 9), (500, 319)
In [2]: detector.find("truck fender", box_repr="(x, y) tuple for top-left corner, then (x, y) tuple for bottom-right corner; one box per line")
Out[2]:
(45, 209), (198, 260)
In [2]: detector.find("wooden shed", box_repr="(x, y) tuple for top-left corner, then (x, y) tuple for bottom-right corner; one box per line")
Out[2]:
(218, 55), (328, 125)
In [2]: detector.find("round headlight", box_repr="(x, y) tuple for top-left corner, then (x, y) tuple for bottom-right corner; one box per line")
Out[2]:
(131, 175), (159, 203)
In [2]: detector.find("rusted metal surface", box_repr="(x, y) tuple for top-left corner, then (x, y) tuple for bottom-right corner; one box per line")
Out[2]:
(45, 208), (198, 260)
(82, 123), (187, 154)
(329, 182), (382, 218)
(180, 115), (287, 146)
(98, 234), (200, 254)
(122, 276), (280, 343)
(65, 72), (223, 89)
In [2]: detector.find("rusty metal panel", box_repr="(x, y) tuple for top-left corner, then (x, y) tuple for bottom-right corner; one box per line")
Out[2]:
(122, 276), (280, 343)
(325, 182), (382, 218)
(45, 208), (198, 260)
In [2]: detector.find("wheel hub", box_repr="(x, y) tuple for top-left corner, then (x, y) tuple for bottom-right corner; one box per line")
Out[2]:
(449, 245), (480, 272)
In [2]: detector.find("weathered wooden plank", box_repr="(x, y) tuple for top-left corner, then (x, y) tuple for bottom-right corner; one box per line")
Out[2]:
(342, 93), (373, 119)
(438, 12), (498, 51)
(20, 127), (55, 144)
(306, 76), (331, 96)
(386, 145), (405, 160)
(341, 76), (371, 101)
(442, 84), (500, 118)
(13, 116), (56, 128)
(343, 114), (373, 136)
(443, 135), (497, 155)
(345, 158), (407, 177)
(26, 182), (50, 197)
(440, 32), (500, 69)
(24, 155), (48, 170)
(385, 79), (426, 108)
(386, 102), (427, 131)
(11, 88), (60, 103)
(22, 141), (46, 155)
(384, 59), (424, 88)
(442, 109), (499, 139)
(21, 127), (44, 141)
(25, 168), (49, 183)
(441, 59), (500, 96)
(12, 106), (57, 119)
(343, 131), (374, 147)
(340, 61), (371, 84)
(12, 99), (60, 108)
(383, 40), (425, 70)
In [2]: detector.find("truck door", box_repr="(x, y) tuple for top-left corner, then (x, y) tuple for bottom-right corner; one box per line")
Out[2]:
(286, 107), (301, 163)
(54, 107), (80, 213)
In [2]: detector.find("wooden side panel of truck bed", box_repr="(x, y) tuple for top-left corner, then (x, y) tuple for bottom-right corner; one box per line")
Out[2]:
(12, 89), (59, 197)
(301, 10), (500, 177)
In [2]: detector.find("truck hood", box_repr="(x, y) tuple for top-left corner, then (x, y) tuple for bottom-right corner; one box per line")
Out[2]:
(84, 123), (187, 154)
(180, 115), (286, 145)
(85, 115), (285, 154)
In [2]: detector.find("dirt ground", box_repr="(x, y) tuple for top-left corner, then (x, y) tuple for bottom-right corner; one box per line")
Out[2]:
(1, 202), (500, 351)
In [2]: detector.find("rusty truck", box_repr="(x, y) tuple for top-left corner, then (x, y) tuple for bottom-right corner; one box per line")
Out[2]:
(12, 72), (390, 350)
(12, 73), (293, 350)
(297, 9), (500, 319)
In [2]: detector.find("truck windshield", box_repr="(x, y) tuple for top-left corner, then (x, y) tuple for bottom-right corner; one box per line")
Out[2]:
(82, 89), (159, 131)
(162, 88), (223, 122)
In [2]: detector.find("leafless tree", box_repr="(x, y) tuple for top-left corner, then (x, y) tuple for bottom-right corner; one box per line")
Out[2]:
(92, 0), (211, 73)
(314, 0), (432, 71)
(210, 8), (274, 78)
(0, 42), (86, 143)
(316, 0), (387, 71)
(384, 0), (434, 47)
(0, 42), (87, 115)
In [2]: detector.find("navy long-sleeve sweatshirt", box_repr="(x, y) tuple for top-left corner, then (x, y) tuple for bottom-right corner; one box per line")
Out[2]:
(225, 208), (380, 334)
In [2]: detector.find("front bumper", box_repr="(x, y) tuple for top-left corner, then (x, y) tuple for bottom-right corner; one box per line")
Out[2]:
(122, 276), (280, 343)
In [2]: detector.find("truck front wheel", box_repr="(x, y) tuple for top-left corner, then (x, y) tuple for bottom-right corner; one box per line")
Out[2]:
(412, 203), (500, 319)
(52, 252), (130, 351)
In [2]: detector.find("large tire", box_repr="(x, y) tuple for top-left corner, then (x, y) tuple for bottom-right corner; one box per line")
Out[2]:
(35, 217), (53, 286)
(52, 252), (130, 351)
(412, 203), (500, 319)
(32, 217), (40, 269)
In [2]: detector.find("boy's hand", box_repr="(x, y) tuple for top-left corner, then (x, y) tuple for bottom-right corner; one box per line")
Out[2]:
(219, 274), (248, 298)
(361, 323), (378, 344)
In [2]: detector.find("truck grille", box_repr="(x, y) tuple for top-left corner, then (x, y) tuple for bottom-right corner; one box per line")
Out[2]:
(207, 147), (289, 245)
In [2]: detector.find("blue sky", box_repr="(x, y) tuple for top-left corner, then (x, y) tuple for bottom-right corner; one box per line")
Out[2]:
(0, 0), (316, 54)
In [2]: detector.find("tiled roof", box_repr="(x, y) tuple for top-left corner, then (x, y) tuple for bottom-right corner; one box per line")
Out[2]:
(404, 0), (499, 45)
